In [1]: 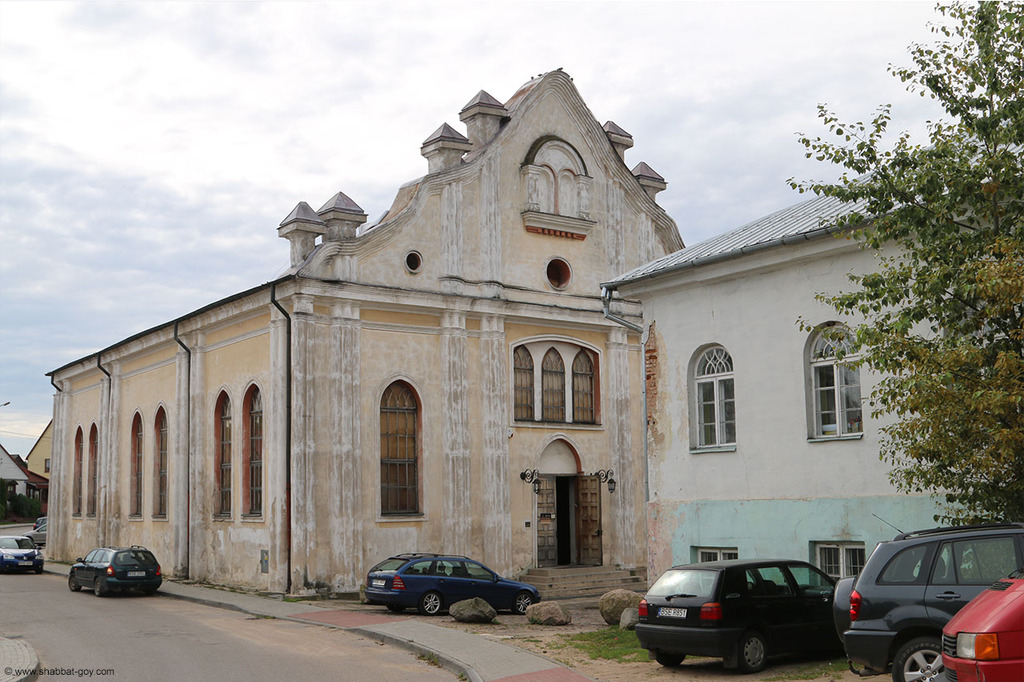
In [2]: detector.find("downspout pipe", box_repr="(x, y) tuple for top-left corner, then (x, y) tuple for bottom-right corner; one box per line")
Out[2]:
(95, 353), (111, 548)
(600, 286), (643, 334)
(173, 321), (191, 578)
(270, 283), (293, 594)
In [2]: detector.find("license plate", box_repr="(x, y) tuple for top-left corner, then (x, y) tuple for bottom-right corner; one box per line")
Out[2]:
(19, 561), (33, 566)
(372, 579), (385, 587)
(659, 607), (688, 618)
(127, 571), (146, 578)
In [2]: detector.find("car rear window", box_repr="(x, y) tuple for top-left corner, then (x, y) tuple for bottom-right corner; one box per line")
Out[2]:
(647, 569), (719, 599)
(371, 558), (408, 572)
(114, 550), (157, 566)
(881, 544), (931, 584)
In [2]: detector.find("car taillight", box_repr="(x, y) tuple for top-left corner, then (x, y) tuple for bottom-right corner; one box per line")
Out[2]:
(106, 566), (115, 576)
(392, 575), (405, 590)
(638, 599), (648, 617)
(156, 565), (161, 577)
(700, 602), (723, 621)
(849, 589), (861, 621)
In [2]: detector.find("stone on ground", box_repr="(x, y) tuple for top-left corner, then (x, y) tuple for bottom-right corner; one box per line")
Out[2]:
(450, 597), (497, 623)
(619, 606), (639, 630)
(598, 589), (643, 625)
(526, 601), (572, 626)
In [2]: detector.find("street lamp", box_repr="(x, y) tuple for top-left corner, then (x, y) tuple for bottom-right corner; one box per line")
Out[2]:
(519, 468), (541, 494)
(593, 469), (616, 493)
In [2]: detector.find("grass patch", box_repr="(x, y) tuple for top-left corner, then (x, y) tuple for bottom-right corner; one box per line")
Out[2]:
(764, 657), (849, 680)
(417, 652), (442, 668)
(559, 627), (649, 663)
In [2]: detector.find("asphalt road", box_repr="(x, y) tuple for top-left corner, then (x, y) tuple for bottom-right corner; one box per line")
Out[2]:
(1, 571), (454, 681)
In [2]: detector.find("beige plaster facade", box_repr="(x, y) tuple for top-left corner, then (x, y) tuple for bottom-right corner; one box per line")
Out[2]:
(47, 70), (682, 594)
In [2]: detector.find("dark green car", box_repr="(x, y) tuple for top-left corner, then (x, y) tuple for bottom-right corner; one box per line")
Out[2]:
(68, 546), (162, 596)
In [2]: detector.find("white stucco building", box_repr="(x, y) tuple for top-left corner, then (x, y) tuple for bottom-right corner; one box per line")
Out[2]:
(602, 193), (943, 581)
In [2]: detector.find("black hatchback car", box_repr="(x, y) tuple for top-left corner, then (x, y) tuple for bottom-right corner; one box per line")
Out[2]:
(68, 546), (162, 596)
(637, 559), (840, 673)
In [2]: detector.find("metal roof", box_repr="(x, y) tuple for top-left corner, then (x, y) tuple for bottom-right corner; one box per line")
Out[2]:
(605, 192), (868, 288)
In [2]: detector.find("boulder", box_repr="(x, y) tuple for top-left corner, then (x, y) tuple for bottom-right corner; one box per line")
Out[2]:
(526, 601), (572, 626)
(450, 597), (497, 623)
(619, 606), (639, 630)
(598, 589), (643, 625)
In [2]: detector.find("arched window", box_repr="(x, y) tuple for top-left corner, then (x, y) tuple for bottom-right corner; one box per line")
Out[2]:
(215, 392), (232, 515)
(87, 424), (98, 516)
(695, 346), (736, 447)
(810, 327), (862, 437)
(154, 408), (168, 517)
(380, 382), (419, 515)
(513, 346), (535, 421)
(541, 349), (565, 422)
(572, 350), (596, 424)
(243, 386), (263, 516)
(73, 427), (83, 515)
(130, 413), (143, 516)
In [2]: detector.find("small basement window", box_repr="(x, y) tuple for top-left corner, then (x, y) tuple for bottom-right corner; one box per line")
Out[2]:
(405, 251), (423, 273)
(546, 258), (571, 289)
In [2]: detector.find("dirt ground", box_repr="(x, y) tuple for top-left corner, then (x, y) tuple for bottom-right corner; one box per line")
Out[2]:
(360, 597), (866, 682)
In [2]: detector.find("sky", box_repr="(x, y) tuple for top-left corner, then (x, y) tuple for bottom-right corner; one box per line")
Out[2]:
(0, 0), (947, 456)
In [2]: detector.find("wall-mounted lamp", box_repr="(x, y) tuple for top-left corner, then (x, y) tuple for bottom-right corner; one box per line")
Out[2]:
(520, 468), (541, 494)
(593, 469), (616, 494)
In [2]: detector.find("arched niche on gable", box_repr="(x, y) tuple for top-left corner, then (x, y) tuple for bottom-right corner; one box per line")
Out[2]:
(521, 137), (595, 240)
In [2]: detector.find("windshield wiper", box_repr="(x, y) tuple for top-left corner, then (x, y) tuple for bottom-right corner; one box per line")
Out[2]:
(665, 593), (697, 600)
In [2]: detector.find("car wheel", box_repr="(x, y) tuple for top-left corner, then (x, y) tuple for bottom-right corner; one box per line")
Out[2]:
(68, 573), (82, 592)
(94, 577), (108, 597)
(893, 637), (943, 682)
(417, 591), (443, 616)
(655, 652), (686, 667)
(736, 630), (768, 674)
(385, 604), (406, 613)
(513, 590), (534, 615)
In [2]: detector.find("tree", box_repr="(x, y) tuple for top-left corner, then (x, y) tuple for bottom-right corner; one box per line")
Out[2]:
(792, 2), (1024, 523)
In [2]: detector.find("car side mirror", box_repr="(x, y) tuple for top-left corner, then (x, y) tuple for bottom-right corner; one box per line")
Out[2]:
(76, 558), (84, 563)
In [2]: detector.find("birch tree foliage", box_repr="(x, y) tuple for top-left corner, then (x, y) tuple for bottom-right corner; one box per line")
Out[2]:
(792, 2), (1024, 523)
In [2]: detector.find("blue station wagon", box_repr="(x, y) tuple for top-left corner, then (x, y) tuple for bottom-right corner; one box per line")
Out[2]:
(365, 553), (541, 615)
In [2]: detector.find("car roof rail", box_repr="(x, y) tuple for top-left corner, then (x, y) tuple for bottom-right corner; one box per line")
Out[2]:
(894, 522), (1024, 541)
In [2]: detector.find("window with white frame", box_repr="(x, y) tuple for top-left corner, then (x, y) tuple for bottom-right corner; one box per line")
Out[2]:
(810, 327), (863, 437)
(694, 346), (736, 447)
(816, 542), (866, 579)
(512, 342), (600, 425)
(697, 547), (739, 563)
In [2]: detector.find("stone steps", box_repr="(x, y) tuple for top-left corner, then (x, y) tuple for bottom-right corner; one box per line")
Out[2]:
(519, 565), (648, 600)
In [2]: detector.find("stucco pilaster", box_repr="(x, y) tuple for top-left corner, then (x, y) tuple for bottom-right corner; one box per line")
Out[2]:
(187, 330), (206, 578)
(480, 314), (511, 573)
(480, 157), (502, 298)
(173, 342), (191, 577)
(606, 179), (626, 277)
(49, 380), (69, 559)
(268, 307), (289, 592)
(290, 293), (315, 590)
(97, 368), (115, 548)
(606, 326), (636, 568)
(441, 310), (470, 555)
(440, 182), (464, 296)
(329, 300), (363, 591)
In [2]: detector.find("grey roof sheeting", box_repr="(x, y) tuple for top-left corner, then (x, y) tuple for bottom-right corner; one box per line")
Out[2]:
(605, 192), (868, 288)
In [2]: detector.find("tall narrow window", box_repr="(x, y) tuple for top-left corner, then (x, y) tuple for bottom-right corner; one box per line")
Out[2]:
(380, 382), (419, 515)
(73, 427), (83, 515)
(811, 328), (862, 437)
(215, 393), (232, 515)
(572, 350), (596, 424)
(513, 346), (535, 421)
(130, 413), (143, 516)
(87, 424), (98, 516)
(541, 349), (565, 421)
(244, 386), (263, 516)
(695, 346), (736, 447)
(154, 408), (168, 517)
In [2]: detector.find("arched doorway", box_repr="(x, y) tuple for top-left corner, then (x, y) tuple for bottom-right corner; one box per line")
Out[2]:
(535, 440), (602, 567)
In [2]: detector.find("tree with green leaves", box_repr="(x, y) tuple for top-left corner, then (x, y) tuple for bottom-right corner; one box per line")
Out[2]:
(793, 2), (1023, 523)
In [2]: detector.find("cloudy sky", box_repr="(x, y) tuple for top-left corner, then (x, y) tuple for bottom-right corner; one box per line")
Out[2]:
(0, 1), (945, 455)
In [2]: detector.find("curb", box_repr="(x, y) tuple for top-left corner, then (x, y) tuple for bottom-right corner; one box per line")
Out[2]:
(0, 636), (38, 682)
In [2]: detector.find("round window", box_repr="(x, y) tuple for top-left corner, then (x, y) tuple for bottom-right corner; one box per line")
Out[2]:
(546, 258), (571, 289)
(405, 251), (423, 273)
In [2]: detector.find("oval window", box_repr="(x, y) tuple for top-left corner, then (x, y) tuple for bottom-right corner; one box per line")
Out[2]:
(405, 251), (423, 273)
(546, 258), (571, 289)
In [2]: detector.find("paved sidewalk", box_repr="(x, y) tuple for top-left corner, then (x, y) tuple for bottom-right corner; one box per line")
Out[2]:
(3, 563), (592, 682)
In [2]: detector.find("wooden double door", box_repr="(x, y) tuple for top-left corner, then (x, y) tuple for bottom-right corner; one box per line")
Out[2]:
(536, 475), (602, 567)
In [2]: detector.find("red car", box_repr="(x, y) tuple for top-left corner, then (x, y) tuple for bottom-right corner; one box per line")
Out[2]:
(942, 568), (1024, 682)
